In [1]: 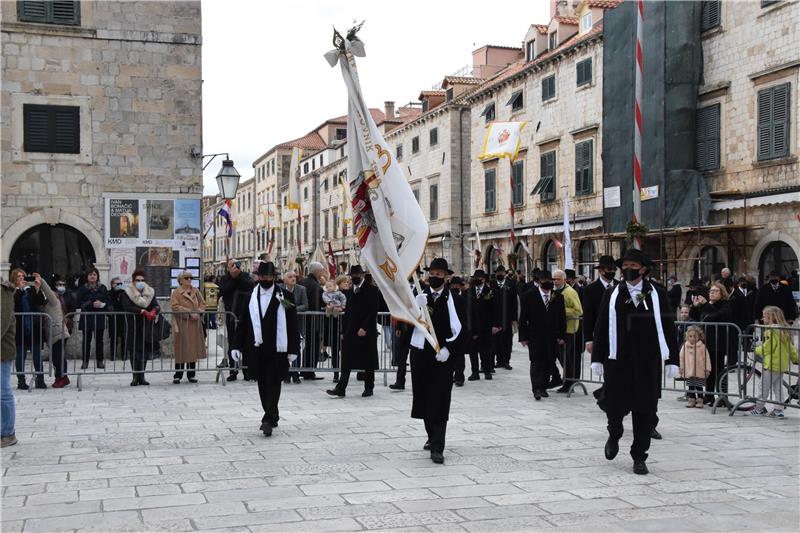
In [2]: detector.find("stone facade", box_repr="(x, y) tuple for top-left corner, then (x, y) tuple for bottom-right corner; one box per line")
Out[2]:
(1, 0), (203, 282)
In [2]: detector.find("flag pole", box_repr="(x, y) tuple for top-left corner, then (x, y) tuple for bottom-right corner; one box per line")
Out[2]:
(632, 0), (644, 250)
(411, 271), (440, 352)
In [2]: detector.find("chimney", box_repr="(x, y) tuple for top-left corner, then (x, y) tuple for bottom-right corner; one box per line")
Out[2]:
(384, 101), (395, 119)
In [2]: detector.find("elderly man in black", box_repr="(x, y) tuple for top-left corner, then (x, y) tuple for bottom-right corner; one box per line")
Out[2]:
(231, 262), (300, 437)
(409, 258), (465, 464)
(591, 249), (679, 475)
(219, 258), (255, 381)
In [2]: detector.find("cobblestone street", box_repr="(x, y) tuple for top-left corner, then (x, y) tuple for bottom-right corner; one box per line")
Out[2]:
(2, 347), (798, 532)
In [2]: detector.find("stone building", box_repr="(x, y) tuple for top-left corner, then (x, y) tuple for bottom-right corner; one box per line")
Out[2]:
(1, 0), (203, 284)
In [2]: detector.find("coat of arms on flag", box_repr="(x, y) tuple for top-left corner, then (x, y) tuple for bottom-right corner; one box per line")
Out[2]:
(479, 121), (528, 161)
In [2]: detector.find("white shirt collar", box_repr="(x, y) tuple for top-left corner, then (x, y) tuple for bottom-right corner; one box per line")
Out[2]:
(600, 278), (611, 289)
(626, 280), (644, 292)
(539, 288), (551, 299)
(259, 285), (275, 315)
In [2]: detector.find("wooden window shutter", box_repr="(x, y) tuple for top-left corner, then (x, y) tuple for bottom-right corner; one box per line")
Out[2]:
(18, 1), (47, 22)
(771, 83), (790, 158)
(701, 1), (721, 32)
(696, 104), (720, 170)
(756, 88), (772, 161)
(51, 1), (80, 24)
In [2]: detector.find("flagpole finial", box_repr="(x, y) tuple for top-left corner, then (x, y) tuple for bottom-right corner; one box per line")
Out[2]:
(325, 21), (367, 67)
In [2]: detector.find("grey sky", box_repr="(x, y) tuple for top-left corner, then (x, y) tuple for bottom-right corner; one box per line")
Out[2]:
(201, 0), (549, 194)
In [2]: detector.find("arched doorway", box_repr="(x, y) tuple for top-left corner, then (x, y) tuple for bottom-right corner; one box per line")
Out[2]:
(577, 240), (596, 279)
(484, 245), (502, 274)
(759, 241), (798, 286)
(543, 240), (559, 273)
(9, 224), (96, 282)
(693, 245), (723, 282)
(515, 242), (530, 280)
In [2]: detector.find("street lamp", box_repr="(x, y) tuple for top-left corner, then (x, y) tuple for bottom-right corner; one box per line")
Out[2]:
(215, 159), (241, 200)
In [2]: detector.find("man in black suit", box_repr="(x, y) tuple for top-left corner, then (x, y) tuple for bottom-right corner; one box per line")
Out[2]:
(409, 258), (466, 464)
(581, 255), (617, 358)
(565, 268), (583, 300)
(754, 270), (797, 323)
(219, 259), (255, 381)
(231, 262), (301, 437)
(729, 275), (756, 332)
(518, 270), (566, 400)
(591, 249), (679, 475)
(491, 266), (518, 371)
(466, 269), (498, 381)
(666, 274), (682, 312)
(449, 276), (469, 386)
(327, 265), (378, 397)
(297, 261), (327, 381)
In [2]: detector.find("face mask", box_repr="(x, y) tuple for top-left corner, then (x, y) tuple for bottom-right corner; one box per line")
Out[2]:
(429, 276), (445, 289)
(56, 286), (66, 294)
(135, 282), (145, 291)
(601, 270), (615, 281)
(770, 280), (779, 288)
(259, 280), (274, 289)
(351, 276), (363, 285)
(540, 281), (554, 291)
(623, 268), (641, 282)
(496, 275), (505, 282)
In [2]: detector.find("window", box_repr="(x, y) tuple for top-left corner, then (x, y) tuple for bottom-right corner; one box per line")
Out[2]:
(761, 0), (779, 7)
(581, 13), (592, 32)
(526, 41), (535, 62)
(430, 127), (438, 146)
(324, 212), (329, 238)
(507, 90), (523, 112)
(575, 139), (594, 195)
(18, 1), (80, 25)
(23, 104), (80, 154)
(412, 188), (420, 203)
(446, 88), (454, 102)
(303, 162), (309, 174)
(549, 32), (557, 50)
(576, 58), (592, 86)
(511, 160), (524, 206)
(335, 128), (347, 140)
(532, 151), (556, 202)
(542, 75), (556, 101)
(412, 136), (420, 154)
(319, 154), (324, 166)
(701, 1), (721, 31)
(303, 187), (308, 200)
(544, 240), (560, 273)
(429, 184), (439, 220)
(481, 102), (496, 123)
(9, 223), (95, 282)
(333, 210), (340, 238)
(396, 144), (403, 161)
(484, 168), (496, 212)
(757, 83), (790, 161)
(303, 221), (308, 243)
(696, 104), (720, 171)
(312, 159), (316, 171)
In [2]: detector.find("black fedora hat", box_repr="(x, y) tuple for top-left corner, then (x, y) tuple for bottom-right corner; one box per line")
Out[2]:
(615, 248), (651, 268)
(348, 264), (364, 276)
(564, 268), (577, 279)
(450, 276), (464, 286)
(595, 255), (616, 270)
(472, 269), (487, 279)
(257, 261), (277, 276)
(425, 257), (453, 275)
(539, 270), (553, 280)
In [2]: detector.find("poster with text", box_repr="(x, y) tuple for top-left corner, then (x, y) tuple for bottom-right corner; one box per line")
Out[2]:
(174, 199), (201, 237)
(109, 248), (136, 284)
(108, 199), (140, 239)
(147, 200), (174, 240)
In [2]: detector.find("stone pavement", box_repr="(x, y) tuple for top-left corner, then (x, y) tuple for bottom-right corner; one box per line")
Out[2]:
(2, 347), (798, 533)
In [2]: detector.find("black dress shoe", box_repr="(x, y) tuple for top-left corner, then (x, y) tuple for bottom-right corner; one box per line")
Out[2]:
(389, 383), (405, 390)
(284, 377), (291, 384)
(130, 380), (138, 387)
(226, 375), (237, 382)
(534, 390), (542, 401)
(454, 381), (464, 387)
(556, 385), (570, 394)
(548, 377), (564, 389)
(139, 378), (150, 386)
(263, 425), (273, 437)
(650, 428), (662, 440)
(362, 390), (373, 397)
(502, 365), (513, 370)
(541, 390), (549, 398)
(96, 362), (105, 369)
(271, 421), (278, 428)
(292, 376), (301, 384)
(604, 437), (619, 460)
(173, 378), (181, 384)
(80, 362), (89, 370)
(308, 376), (325, 380)
(468, 374), (479, 381)
(326, 389), (345, 397)
(633, 460), (649, 475)
(431, 452), (444, 464)
(423, 441), (431, 451)
(484, 373), (493, 380)
(188, 377), (198, 383)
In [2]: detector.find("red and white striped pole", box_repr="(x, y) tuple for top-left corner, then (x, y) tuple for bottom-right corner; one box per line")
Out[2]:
(632, 0), (644, 250)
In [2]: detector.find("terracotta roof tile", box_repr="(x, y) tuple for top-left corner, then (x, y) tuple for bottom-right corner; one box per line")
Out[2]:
(275, 131), (326, 151)
(587, 0), (622, 9)
(554, 16), (579, 24)
(327, 108), (388, 125)
(419, 90), (446, 97)
(443, 75), (485, 86)
(534, 24), (548, 34)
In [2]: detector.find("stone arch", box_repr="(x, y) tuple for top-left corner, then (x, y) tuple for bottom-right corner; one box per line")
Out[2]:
(683, 236), (729, 279)
(1, 209), (108, 281)
(750, 230), (800, 282)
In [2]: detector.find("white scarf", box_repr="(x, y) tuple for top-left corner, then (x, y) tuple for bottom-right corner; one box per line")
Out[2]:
(411, 290), (462, 350)
(248, 285), (288, 352)
(608, 282), (669, 361)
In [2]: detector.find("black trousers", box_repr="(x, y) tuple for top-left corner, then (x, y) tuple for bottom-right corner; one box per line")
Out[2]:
(51, 339), (67, 379)
(174, 362), (196, 379)
(82, 326), (105, 363)
(494, 328), (513, 366)
(337, 367), (374, 392)
(130, 357), (146, 378)
(226, 317), (243, 378)
(424, 419), (447, 454)
(257, 376), (283, 425)
(607, 411), (654, 462)
(392, 330), (412, 385)
(470, 337), (493, 376)
(454, 353), (466, 383)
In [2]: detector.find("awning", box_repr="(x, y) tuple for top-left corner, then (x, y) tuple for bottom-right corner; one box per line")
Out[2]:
(479, 102), (495, 117)
(711, 191), (799, 211)
(534, 219), (603, 235)
(506, 90), (522, 107)
(530, 176), (553, 195)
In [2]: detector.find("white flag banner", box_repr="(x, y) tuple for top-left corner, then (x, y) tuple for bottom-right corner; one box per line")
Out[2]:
(287, 147), (302, 210)
(326, 30), (434, 347)
(563, 190), (573, 269)
(479, 121), (527, 161)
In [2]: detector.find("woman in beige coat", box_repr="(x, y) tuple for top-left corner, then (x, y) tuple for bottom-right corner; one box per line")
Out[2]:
(170, 271), (206, 383)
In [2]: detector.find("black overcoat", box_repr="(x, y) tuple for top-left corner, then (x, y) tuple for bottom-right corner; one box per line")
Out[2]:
(232, 286), (301, 380)
(491, 281), (518, 329)
(119, 291), (160, 361)
(465, 284), (498, 353)
(518, 288), (566, 361)
(341, 282), (379, 370)
(581, 278), (614, 346)
(688, 300), (737, 356)
(591, 281), (679, 415)
(729, 288), (756, 332)
(754, 283), (797, 322)
(410, 287), (465, 422)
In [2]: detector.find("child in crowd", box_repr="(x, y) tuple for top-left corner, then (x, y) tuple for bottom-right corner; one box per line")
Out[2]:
(680, 325), (712, 408)
(751, 306), (798, 418)
(322, 279), (347, 317)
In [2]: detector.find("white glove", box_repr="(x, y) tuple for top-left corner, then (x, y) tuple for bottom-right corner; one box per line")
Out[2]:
(665, 364), (680, 379)
(230, 349), (242, 362)
(415, 293), (428, 308)
(435, 347), (450, 363)
(591, 362), (603, 377)
(288, 354), (298, 363)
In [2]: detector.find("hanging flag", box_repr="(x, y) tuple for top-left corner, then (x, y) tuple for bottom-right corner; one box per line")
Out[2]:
(326, 241), (338, 278)
(474, 225), (483, 269)
(202, 209), (214, 238)
(479, 121), (528, 161)
(326, 27), (435, 348)
(348, 243), (359, 269)
(339, 170), (353, 225)
(218, 201), (233, 238)
(563, 190), (573, 269)
(287, 147), (302, 210)
(552, 237), (563, 249)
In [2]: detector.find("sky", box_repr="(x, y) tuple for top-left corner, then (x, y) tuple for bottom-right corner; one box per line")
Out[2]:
(201, 0), (550, 194)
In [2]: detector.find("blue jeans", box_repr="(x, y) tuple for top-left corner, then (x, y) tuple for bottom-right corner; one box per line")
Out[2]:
(1, 360), (15, 437)
(16, 337), (43, 382)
